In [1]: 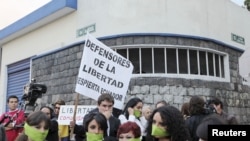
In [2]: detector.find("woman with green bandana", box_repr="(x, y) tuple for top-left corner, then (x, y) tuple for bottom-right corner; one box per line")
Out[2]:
(40, 106), (59, 141)
(145, 106), (191, 141)
(117, 121), (141, 141)
(15, 111), (50, 141)
(118, 97), (146, 141)
(83, 112), (111, 141)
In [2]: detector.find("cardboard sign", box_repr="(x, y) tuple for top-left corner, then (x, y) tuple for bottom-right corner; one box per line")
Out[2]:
(75, 33), (134, 109)
(57, 105), (96, 125)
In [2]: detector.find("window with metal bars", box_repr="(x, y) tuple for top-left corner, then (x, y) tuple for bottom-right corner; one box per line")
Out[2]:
(114, 46), (226, 79)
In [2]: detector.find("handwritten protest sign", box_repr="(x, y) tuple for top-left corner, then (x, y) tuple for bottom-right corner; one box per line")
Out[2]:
(75, 34), (134, 109)
(57, 105), (96, 125)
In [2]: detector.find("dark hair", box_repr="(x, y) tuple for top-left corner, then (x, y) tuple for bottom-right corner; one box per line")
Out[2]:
(122, 97), (143, 119)
(196, 114), (227, 140)
(97, 93), (114, 105)
(181, 102), (190, 117)
(155, 100), (168, 108)
(189, 96), (206, 115)
(15, 111), (50, 141)
(7, 95), (19, 103)
(146, 106), (191, 141)
(84, 112), (108, 136)
(210, 97), (223, 109)
(117, 121), (141, 138)
(40, 106), (55, 119)
(26, 111), (50, 129)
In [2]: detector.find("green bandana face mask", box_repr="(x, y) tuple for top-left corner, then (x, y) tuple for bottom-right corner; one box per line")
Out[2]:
(86, 132), (103, 141)
(24, 123), (48, 141)
(129, 138), (141, 141)
(134, 109), (141, 118)
(151, 124), (170, 138)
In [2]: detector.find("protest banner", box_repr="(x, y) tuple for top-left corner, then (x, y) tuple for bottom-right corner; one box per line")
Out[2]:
(75, 33), (134, 109)
(57, 105), (96, 125)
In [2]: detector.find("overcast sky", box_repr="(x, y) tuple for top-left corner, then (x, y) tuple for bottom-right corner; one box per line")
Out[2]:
(231, 0), (245, 6)
(0, 0), (51, 30)
(0, 0), (245, 30)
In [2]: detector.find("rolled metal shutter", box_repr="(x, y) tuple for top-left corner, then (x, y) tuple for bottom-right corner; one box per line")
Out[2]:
(7, 58), (30, 110)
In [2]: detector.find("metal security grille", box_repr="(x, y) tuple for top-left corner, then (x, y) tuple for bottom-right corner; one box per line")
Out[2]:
(6, 58), (30, 111)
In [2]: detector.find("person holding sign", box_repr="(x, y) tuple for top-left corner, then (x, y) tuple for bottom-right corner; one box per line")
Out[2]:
(72, 93), (120, 141)
(53, 99), (70, 141)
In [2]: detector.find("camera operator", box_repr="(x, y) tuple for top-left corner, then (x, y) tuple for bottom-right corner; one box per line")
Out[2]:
(22, 79), (47, 116)
(208, 97), (238, 124)
(0, 95), (25, 141)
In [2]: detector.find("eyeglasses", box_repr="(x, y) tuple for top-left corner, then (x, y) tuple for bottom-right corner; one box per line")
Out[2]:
(55, 107), (60, 109)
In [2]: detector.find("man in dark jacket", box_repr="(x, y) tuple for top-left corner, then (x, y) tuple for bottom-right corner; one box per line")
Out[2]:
(185, 96), (208, 141)
(72, 93), (121, 141)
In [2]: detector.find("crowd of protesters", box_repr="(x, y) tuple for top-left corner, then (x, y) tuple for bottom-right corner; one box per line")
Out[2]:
(0, 94), (238, 141)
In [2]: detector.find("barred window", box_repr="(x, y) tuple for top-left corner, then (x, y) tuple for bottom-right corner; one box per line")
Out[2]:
(114, 45), (227, 80)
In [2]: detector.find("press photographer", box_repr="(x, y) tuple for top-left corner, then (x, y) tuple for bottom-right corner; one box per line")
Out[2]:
(207, 97), (238, 124)
(0, 95), (25, 141)
(204, 99), (217, 115)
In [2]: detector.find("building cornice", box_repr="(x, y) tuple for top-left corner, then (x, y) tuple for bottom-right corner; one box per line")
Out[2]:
(0, 0), (77, 45)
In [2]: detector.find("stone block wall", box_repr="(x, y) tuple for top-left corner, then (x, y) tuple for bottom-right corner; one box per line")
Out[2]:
(31, 35), (250, 124)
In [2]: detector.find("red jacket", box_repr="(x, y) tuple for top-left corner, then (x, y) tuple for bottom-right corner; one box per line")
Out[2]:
(0, 109), (25, 141)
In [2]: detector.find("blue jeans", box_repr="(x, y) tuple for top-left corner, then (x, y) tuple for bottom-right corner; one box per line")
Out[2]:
(61, 136), (69, 141)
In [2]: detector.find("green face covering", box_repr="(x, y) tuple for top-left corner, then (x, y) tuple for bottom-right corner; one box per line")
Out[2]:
(24, 123), (48, 141)
(86, 132), (104, 141)
(129, 137), (141, 141)
(151, 124), (170, 138)
(134, 109), (141, 118)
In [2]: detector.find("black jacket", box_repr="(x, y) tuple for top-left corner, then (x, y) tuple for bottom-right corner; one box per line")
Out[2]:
(185, 114), (207, 141)
(74, 108), (120, 141)
(46, 119), (59, 141)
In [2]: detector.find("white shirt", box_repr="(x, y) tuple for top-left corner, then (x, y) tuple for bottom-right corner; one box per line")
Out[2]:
(118, 114), (147, 136)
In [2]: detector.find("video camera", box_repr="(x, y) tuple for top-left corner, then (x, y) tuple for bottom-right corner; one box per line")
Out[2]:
(21, 78), (47, 116)
(204, 99), (217, 114)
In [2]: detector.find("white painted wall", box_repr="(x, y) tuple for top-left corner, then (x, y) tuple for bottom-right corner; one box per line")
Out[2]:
(1, 0), (249, 112)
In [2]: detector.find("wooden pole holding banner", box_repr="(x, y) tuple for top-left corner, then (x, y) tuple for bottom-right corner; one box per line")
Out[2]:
(70, 93), (79, 141)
